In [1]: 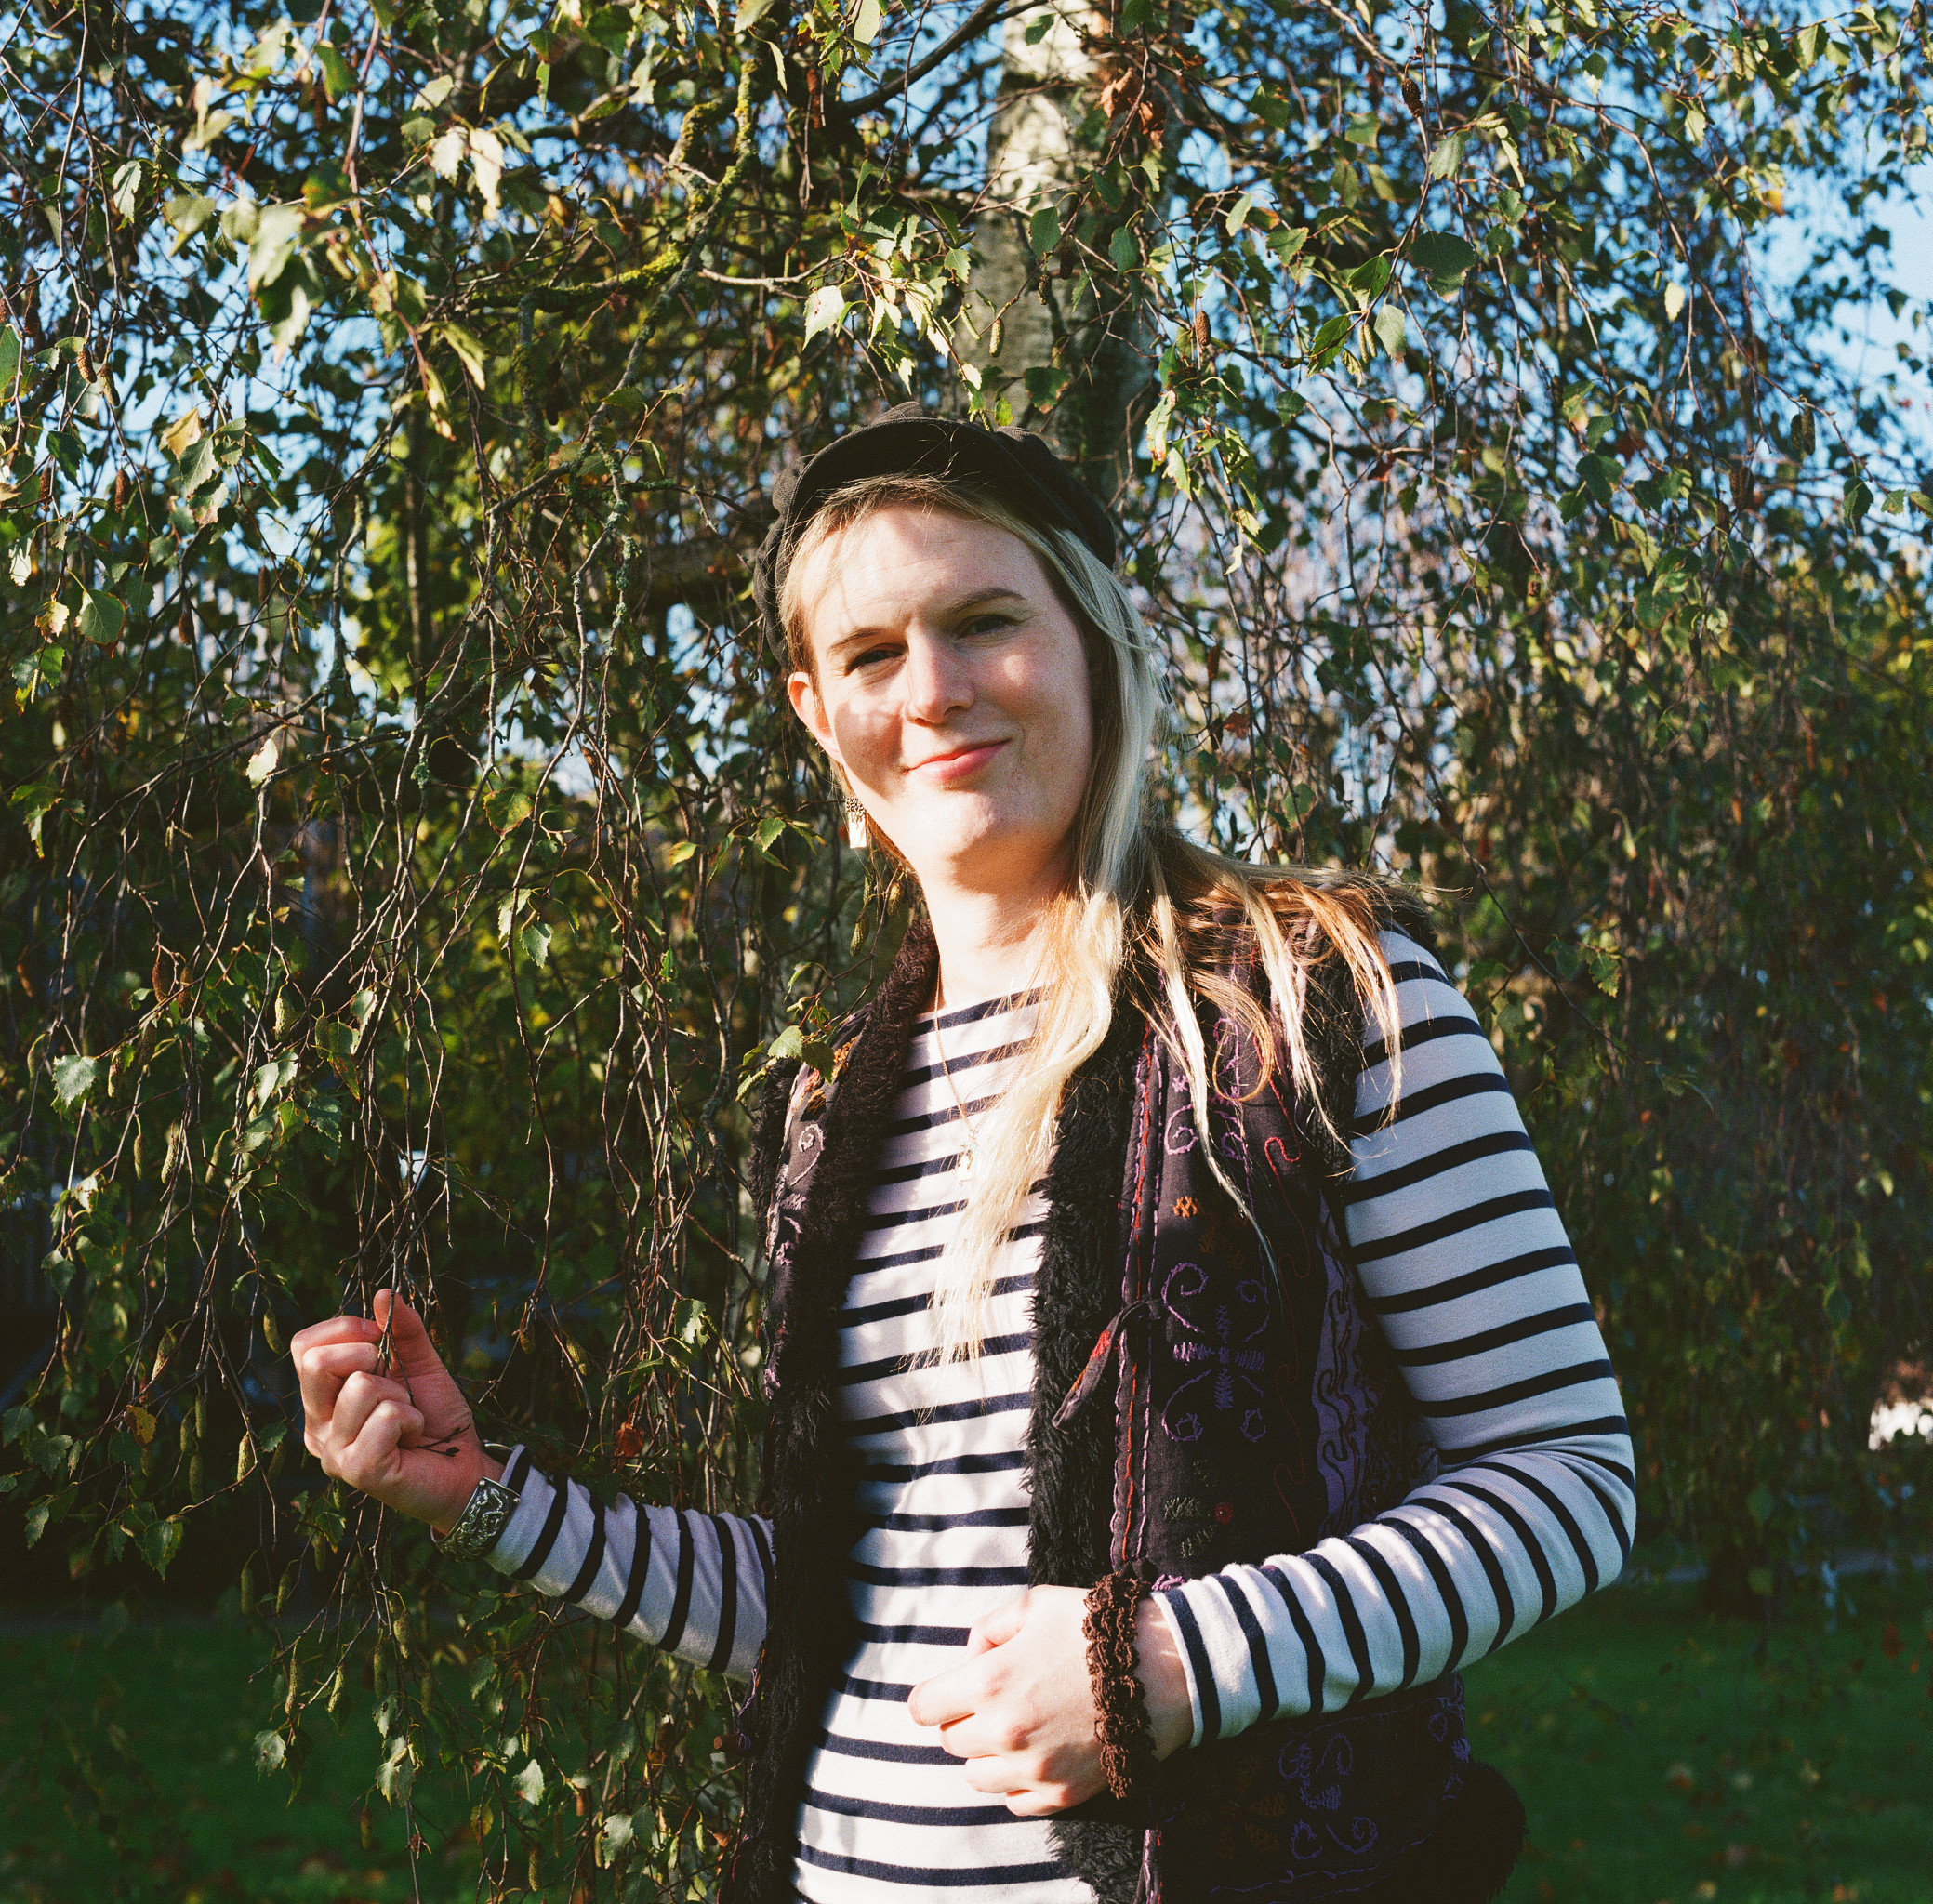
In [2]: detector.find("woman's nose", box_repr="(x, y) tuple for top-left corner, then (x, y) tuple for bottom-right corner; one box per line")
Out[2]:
(901, 628), (973, 721)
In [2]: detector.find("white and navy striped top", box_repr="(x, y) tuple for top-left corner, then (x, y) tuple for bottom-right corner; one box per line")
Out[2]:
(476, 935), (1635, 1899)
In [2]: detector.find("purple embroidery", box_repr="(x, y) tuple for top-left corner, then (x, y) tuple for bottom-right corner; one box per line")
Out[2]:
(1307, 1198), (1374, 1535)
(1164, 1105), (1199, 1154)
(1275, 1731), (1376, 1861)
(1162, 1262), (1269, 1443)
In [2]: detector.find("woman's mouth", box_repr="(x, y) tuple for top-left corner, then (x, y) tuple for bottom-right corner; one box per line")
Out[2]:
(910, 740), (1007, 785)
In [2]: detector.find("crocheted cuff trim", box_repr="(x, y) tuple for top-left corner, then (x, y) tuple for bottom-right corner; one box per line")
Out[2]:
(1083, 1569), (1157, 1802)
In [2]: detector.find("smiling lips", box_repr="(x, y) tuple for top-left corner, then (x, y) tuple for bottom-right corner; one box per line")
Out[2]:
(909, 740), (1008, 785)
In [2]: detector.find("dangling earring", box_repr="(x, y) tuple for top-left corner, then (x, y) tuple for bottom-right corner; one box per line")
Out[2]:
(842, 797), (868, 852)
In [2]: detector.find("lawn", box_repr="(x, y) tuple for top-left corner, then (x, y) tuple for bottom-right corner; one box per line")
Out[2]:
(1, 1568), (1928, 1904)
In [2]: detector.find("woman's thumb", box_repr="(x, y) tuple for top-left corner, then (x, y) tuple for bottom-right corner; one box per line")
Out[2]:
(373, 1289), (433, 1355)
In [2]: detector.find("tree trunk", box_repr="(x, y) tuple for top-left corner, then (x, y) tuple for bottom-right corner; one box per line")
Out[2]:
(961, 1), (1149, 505)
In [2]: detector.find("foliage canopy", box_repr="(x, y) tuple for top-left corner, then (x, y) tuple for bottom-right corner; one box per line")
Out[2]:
(3, 0), (1929, 1893)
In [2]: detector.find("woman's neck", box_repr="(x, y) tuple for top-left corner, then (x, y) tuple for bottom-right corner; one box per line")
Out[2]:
(922, 882), (1057, 1009)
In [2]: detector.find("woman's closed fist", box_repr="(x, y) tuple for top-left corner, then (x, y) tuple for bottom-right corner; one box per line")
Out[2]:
(290, 1290), (500, 1530)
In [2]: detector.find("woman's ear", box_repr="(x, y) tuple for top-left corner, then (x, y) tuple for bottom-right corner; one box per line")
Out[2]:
(788, 669), (841, 767)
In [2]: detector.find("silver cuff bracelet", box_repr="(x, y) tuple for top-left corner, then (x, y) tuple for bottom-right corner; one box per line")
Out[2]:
(439, 1474), (519, 1563)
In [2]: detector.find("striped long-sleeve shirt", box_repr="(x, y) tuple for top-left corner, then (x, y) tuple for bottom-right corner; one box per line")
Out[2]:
(473, 936), (1634, 1896)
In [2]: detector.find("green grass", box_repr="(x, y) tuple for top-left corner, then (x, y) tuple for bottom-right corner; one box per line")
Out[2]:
(1472, 1573), (1933, 1904)
(1, 1571), (1928, 1904)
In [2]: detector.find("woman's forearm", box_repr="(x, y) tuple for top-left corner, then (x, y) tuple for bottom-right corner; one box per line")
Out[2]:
(1156, 933), (1636, 1746)
(470, 1449), (773, 1678)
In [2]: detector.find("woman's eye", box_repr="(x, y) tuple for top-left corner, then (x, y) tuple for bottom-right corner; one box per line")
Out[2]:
(963, 613), (1017, 637)
(845, 645), (895, 673)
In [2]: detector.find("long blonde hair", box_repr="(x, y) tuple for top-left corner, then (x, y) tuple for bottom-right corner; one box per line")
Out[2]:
(780, 474), (1408, 1361)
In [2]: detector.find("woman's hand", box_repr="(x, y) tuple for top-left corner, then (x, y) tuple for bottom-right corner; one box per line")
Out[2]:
(906, 1585), (1193, 1816)
(291, 1290), (500, 1531)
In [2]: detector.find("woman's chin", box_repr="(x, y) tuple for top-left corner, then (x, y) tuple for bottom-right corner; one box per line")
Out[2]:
(900, 818), (1070, 896)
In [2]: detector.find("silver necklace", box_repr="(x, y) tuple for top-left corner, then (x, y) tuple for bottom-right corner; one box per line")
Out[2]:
(929, 979), (980, 1175)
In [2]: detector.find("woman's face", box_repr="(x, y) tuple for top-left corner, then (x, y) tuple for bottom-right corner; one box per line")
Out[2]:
(788, 506), (1095, 904)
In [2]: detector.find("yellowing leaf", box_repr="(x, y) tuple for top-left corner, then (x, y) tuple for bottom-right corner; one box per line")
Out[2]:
(442, 322), (488, 389)
(469, 127), (505, 219)
(429, 126), (466, 181)
(246, 734), (281, 785)
(162, 407), (204, 458)
(1664, 281), (1688, 321)
(851, 0), (883, 45)
(803, 285), (846, 341)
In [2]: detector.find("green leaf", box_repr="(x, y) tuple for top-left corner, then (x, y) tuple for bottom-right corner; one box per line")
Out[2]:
(1410, 231), (1480, 294)
(518, 920), (553, 969)
(1843, 477), (1873, 524)
(53, 1055), (101, 1107)
(255, 1729), (287, 1772)
(318, 42), (352, 98)
(515, 1757), (546, 1806)
(1347, 256), (1392, 298)
(1578, 454), (1620, 506)
(1109, 225), (1140, 270)
(111, 160), (144, 222)
(76, 587), (125, 646)
(1267, 226), (1309, 269)
(484, 786), (534, 830)
(1028, 204), (1062, 258)
(177, 436), (220, 497)
(1224, 192), (1257, 234)
(143, 1516), (184, 1577)
(246, 203), (305, 291)
(1307, 312), (1353, 363)
(1426, 130), (1467, 180)
(1372, 302), (1406, 360)
(736, 0), (779, 25)
(10, 780), (59, 853)
(802, 285), (846, 341)
(0, 325), (20, 395)
(597, 1812), (637, 1867)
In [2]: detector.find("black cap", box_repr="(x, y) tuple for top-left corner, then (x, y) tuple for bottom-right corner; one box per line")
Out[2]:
(751, 403), (1117, 658)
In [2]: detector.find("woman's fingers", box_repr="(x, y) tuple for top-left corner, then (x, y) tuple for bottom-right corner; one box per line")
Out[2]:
(324, 1369), (417, 1454)
(907, 1653), (992, 1730)
(954, 1749), (1087, 1814)
(294, 1323), (384, 1453)
(964, 1593), (1029, 1655)
(335, 1396), (428, 1495)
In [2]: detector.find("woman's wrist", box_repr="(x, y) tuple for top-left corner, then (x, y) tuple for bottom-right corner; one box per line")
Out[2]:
(1135, 1594), (1194, 1761)
(430, 1442), (506, 1536)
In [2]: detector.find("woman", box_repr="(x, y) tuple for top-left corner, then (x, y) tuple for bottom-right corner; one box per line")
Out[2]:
(294, 406), (1635, 1904)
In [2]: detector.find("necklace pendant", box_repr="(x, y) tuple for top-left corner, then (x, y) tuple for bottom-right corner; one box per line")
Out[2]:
(957, 1144), (975, 1176)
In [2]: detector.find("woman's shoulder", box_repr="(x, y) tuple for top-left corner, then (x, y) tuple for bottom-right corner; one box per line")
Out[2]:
(1185, 869), (1438, 983)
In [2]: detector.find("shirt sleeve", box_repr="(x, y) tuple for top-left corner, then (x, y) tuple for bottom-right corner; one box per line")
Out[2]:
(1153, 931), (1636, 1748)
(468, 1446), (773, 1680)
